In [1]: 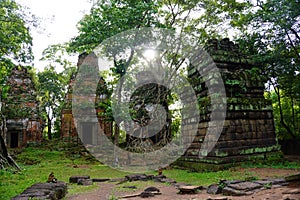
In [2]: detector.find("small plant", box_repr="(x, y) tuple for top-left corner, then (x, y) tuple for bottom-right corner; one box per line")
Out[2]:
(218, 180), (227, 189)
(109, 194), (119, 200)
(263, 182), (272, 189)
(244, 176), (258, 181)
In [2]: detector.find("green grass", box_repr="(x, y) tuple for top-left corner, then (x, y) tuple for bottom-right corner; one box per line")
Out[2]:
(0, 146), (128, 200)
(1, 142), (299, 200)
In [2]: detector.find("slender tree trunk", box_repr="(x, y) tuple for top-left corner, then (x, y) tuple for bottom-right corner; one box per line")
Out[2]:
(274, 86), (296, 139)
(47, 115), (52, 140)
(291, 95), (296, 132)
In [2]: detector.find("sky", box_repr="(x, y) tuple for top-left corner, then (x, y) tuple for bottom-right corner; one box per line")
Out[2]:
(15, 0), (94, 71)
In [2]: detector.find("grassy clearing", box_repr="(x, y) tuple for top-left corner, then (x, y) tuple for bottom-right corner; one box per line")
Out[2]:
(0, 143), (128, 200)
(0, 141), (299, 199)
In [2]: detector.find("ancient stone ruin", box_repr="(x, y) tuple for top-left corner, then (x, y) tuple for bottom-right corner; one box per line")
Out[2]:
(2, 66), (43, 148)
(61, 39), (279, 169)
(61, 53), (112, 144)
(177, 38), (279, 169)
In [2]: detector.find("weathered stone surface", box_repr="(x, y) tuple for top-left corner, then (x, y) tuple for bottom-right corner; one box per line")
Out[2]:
(285, 173), (300, 182)
(178, 185), (202, 194)
(69, 175), (90, 183)
(123, 186), (137, 189)
(91, 178), (110, 182)
(153, 174), (167, 182)
(207, 197), (228, 200)
(180, 39), (278, 166)
(282, 189), (300, 194)
(254, 180), (272, 185)
(125, 174), (149, 181)
(77, 179), (93, 186)
(222, 186), (251, 196)
(109, 177), (127, 183)
(227, 181), (263, 191)
(12, 182), (67, 200)
(270, 178), (288, 186)
(160, 178), (176, 184)
(207, 184), (222, 195)
(140, 191), (155, 198)
(144, 186), (160, 193)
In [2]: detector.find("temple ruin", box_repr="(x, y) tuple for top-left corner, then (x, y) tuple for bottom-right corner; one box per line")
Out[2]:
(61, 39), (279, 169)
(2, 66), (43, 148)
(177, 39), (279, 169)
(60, 53), (113, 144)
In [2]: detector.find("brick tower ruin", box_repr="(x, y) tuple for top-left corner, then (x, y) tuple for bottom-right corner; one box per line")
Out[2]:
(2, 66), (43, 148)
(61, 53), (113, 144)
(177, 39), (279, 169)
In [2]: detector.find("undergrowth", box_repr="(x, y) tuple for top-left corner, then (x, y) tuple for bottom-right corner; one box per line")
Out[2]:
(0, 140), (299, 199)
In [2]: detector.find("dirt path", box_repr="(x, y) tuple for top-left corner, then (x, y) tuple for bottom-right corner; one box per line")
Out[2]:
(68, 168), (300, 200)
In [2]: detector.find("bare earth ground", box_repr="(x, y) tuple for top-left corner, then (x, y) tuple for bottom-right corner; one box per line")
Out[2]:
(68, 168), (300, 200)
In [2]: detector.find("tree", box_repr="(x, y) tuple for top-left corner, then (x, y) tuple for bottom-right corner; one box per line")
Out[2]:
(0, 0), (35, 170)
(68, 0), (165, 148)
(37, 66), (68, 140)
(230, 0), (300, 139)
(64, 0), (255, 155)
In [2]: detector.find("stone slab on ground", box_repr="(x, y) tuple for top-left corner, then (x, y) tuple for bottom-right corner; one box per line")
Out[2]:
(125, 174), (149, 181)
(285, 173), (300, 182)
(207, 184), (222, 195)
(91, 178), (110, 182)
(11, 181), (67, 200)
(77, 179), (93, 186)
(178, 185), (202, 194)
(227, 181), (263, 191)
(69, 175), (90, 183)
(222, 186), (253, 196)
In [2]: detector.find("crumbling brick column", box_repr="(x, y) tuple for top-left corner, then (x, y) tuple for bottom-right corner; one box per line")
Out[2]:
(179, 39), (279, 167)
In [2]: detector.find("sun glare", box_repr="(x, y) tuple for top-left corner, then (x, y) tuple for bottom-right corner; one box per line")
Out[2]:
(143, 49), (157, 61)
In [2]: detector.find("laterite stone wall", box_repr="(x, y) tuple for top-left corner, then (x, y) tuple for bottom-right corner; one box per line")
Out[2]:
(179, 39), (279, 166)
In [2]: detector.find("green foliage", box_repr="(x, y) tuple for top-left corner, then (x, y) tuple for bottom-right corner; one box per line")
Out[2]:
(68, 0), (163, 53)
(0, 0), (36, 102)
(0, 0), (35, 63)
(232, 0), (300, 139)
(266, 89), (300, 139)
(37, 66), (70, 139)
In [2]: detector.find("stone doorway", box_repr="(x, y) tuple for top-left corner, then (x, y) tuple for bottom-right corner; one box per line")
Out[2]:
(10, 131), (19, 148)
(81, 122), (94, 145)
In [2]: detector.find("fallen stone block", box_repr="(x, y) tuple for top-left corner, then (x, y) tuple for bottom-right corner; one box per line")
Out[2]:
(77, 179), (93, 186)
(11, 182), (67, 200)
(178, 185), (202, 194)
(207, 184), (222, 195)
(227, 181), (263, 191)
(207, 197), (228, 200)
(222, 186), (252, 196)
(91, 178), (110, 182)
(125, 174), (149, 181)
(282, 189), (300, 194)
(285, 173), (300, 182)
(69, 175), (90, 183)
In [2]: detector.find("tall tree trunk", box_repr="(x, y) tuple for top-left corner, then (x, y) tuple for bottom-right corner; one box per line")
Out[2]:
(0, 117), (21, 171)
(47, 115), (52, 140)
(291, 95), (296, 132)
(274, 86), (296, 139)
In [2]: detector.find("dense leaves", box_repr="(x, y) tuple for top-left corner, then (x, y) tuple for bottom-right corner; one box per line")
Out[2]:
(37, 66), (70, 139)
(0, 0), (34, 63)
(68, 0), (163, 53)
(231, 0), (300, 138)
(0, 0), (36, 103)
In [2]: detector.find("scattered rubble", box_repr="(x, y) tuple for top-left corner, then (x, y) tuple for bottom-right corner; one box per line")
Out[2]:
(67, 172), (300, 199)
(11, 182), (67, 200)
